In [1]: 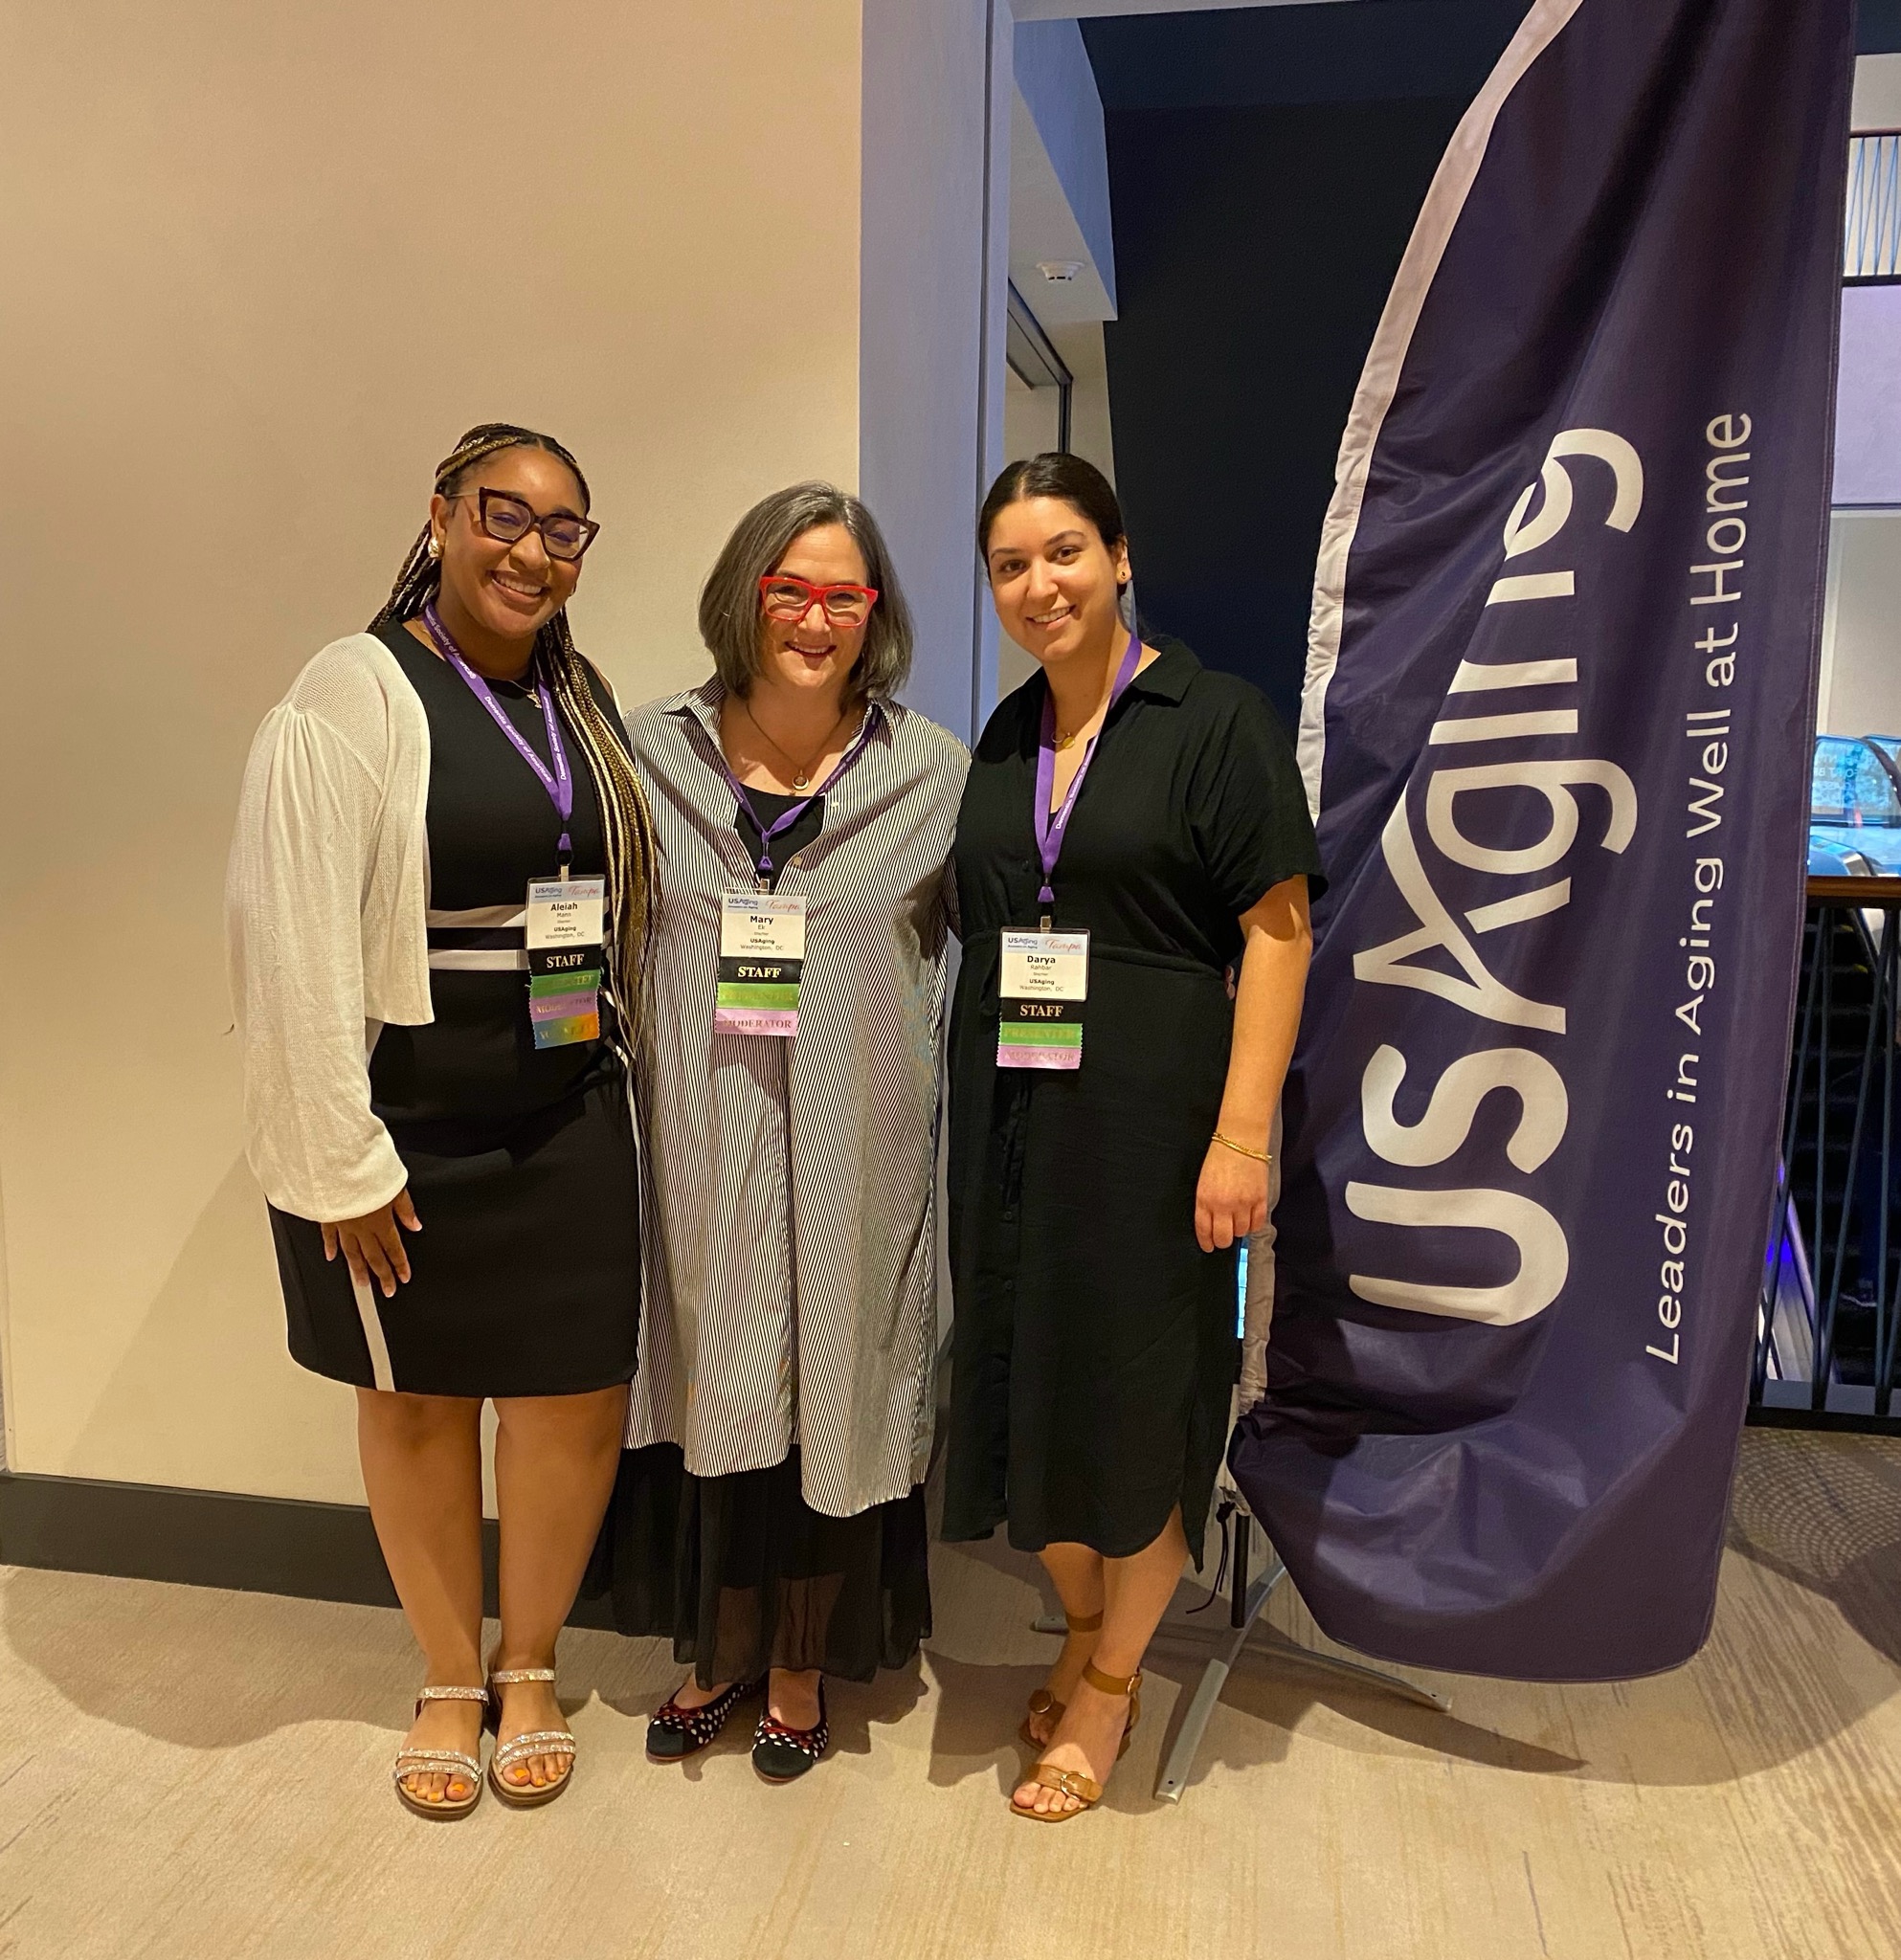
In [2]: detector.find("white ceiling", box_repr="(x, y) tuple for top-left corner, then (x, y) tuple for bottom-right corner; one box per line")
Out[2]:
(1009, 84), (1116, 324)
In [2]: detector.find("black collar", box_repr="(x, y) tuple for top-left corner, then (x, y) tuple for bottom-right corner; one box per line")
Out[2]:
(1028, 637), (1197, 721)
(1125, 636), (1197, 704)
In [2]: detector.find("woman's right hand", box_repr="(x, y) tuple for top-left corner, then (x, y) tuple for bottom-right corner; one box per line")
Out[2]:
(323, 1191), (422, 1298)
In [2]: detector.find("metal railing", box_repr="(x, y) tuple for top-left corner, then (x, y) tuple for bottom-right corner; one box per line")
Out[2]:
(1754, 876), (1901, 1429)
(1845, 131), (1901, 282)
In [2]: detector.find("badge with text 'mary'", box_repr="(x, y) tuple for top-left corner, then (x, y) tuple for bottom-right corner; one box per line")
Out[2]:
(718, 892), (807, 1037)
(997, 928), (1088, 1069)
(526, 876), (606, 1048)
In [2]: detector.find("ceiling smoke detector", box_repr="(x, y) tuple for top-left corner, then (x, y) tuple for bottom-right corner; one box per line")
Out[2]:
(1037, 260), (1085, 283)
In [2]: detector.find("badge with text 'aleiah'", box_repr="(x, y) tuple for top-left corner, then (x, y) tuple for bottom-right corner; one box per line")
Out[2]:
(526, 877), (605, 1048)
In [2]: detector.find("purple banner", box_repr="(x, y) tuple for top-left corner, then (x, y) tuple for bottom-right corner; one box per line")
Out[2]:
(1229, 0), (1852, 1679)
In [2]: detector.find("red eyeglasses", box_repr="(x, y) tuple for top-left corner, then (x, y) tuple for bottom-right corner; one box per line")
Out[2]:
(758, 573), (880, 627)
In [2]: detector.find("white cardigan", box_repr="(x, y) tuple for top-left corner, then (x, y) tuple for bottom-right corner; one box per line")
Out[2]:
(226, 633), (434, 1222)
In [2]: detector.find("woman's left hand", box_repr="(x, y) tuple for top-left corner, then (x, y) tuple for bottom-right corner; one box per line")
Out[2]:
(1196, 1143), (1268, 1253)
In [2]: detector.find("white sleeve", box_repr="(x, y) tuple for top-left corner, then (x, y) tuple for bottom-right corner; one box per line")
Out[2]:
(225, 701), (408, 1222)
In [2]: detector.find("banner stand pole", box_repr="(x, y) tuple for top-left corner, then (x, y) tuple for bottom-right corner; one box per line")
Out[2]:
(1029, 1503), (1449, 1805)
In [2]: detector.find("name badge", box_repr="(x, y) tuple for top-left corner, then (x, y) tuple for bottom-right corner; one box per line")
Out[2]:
(998, 928), (1088, 1070)
(718, 892), (807, 1037)
(526, 876), (606, 1048)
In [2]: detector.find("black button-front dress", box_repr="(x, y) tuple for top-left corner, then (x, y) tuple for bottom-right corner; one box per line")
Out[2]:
(941, 640), (1323, 1561)
(268, 621), (639, 1399)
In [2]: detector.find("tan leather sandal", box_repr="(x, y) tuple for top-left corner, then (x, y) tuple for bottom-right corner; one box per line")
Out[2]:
(392, 1683), (488, 1821)
(1012, 1661), (1142, 1824)
(1020, 1609), (1104, 1748)
(484, 1666), (576, 1810)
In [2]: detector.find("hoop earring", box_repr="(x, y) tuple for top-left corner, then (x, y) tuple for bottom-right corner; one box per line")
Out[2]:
(427, 537), (442, 561)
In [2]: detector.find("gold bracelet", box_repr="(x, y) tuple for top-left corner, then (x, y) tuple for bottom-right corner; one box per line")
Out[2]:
(1212, 1131), (1271, 1164)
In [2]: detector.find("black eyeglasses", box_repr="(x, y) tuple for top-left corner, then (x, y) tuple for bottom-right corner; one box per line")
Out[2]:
(449, 487), (600, 562)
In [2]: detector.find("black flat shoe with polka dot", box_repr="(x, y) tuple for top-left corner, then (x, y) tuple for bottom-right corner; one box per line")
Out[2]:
(646, 1678), (763, 1762)
(751, 1682), (830, 1783)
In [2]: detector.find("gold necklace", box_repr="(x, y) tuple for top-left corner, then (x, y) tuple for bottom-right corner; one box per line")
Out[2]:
(1050, 650), (1127, 751)
(741, 697), (851, 792)
(1052, 704), (1103, 752)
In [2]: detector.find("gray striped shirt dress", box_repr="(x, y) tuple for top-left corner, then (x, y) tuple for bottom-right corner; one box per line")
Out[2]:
(621, 681), (968, 1516)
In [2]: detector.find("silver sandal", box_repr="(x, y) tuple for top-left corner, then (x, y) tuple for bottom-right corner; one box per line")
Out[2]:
(392, 1683), (488, 1821)
(485, 1666), (577, 1809)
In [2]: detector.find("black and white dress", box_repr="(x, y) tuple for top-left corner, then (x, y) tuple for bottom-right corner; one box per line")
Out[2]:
(597, 790), (930, 1684)
(584, 682), (965, 1685)
(268, 622), (639, 1399)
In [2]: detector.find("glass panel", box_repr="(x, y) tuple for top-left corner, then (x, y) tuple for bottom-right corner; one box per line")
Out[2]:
(1812, 736), (1901, 827)
(1813, 736), (1858, 822)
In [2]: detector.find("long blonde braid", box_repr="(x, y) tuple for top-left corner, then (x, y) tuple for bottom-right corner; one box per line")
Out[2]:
(371, 423), (660, 1056)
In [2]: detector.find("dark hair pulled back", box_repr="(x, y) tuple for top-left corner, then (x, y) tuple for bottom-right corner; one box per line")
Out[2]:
(369, 422), (660, 1056)
(977, 452), (1127, 559)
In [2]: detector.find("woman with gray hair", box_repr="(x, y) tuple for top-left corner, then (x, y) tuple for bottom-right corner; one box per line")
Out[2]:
(590, 483), (966, 1781)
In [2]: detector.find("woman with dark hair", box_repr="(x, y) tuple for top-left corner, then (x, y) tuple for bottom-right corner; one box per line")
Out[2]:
(943, 453), (1321, 1821)
(592, 482), (965, 1782)
(227, 424), (658, 1819)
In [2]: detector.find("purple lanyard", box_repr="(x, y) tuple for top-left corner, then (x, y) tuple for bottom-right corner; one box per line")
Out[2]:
(708, 702), (882, 883)
(1034, 633), (1142, 919)
(421, 604), (576, 865)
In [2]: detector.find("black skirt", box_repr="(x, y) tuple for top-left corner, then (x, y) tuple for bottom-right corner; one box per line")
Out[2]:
(588, 1443), (931, 1685)
(272, 1072), (639, 1399)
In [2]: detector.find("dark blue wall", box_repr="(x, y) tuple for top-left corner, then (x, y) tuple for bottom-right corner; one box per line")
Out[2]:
(1862, 0), (1901, 53)
(1085, 0), (1881, 725)
(1085, 0), (1527, 110)
(1085, 7), (1518, 724)
(1099, 95), (1471, 725)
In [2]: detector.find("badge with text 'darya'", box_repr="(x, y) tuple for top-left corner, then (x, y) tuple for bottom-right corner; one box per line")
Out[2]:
(718, 892), (807, 1037)
(997, 929), (1088, 1070)
(526, 876), (606, 1049)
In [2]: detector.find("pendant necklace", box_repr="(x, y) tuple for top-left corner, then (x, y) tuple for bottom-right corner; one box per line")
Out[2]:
(1051, 633), (1140, 753)
(741, 698), (851, 792)
(1051, 677), (1112, 752)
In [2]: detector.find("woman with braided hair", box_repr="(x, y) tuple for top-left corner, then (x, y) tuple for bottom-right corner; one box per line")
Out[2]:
(227, 423), (658, 1818)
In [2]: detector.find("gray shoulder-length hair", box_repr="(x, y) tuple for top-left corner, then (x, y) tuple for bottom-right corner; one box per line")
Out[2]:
(698, 482), (914, 702)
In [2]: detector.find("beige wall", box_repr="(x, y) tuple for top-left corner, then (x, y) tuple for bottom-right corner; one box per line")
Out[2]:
(996, 322), (1119, 696)
(1048, 322), (1118, 487)
(1818, 510), (1901, 741)
(0, 0), (862, 1502)
(861, 0), (995, 741)
(1003, 368), (1067, 469)
(1853, 52), (1901, 130)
